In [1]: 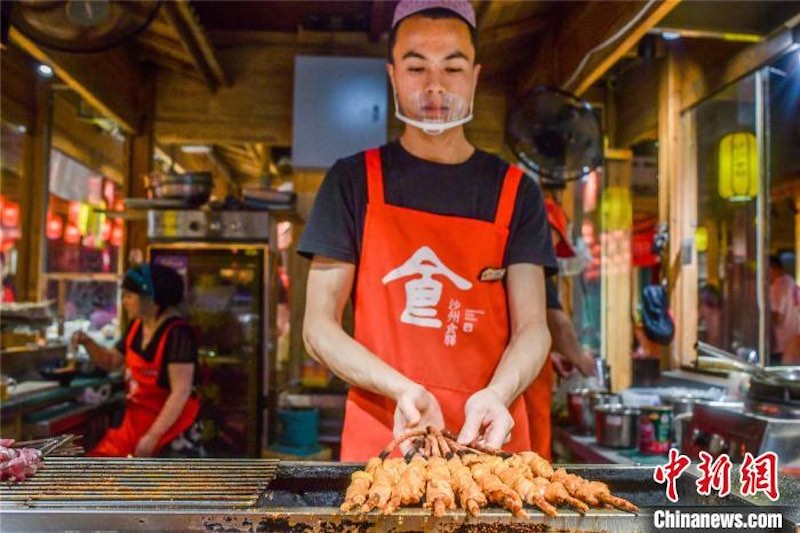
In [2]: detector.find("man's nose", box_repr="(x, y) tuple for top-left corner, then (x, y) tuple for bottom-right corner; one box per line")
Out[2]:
(424, 70), (445, 94)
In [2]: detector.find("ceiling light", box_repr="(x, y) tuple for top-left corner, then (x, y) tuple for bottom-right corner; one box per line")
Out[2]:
(180, 145), (211, 154)
(661, 31), (681, 41)
(36, 64), (54, 78)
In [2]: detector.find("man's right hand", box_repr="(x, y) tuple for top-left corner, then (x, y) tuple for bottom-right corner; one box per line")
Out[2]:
(393, 384), (444, 454)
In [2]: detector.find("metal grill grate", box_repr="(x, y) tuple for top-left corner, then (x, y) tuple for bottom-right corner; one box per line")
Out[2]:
(0, 457), (279, 508)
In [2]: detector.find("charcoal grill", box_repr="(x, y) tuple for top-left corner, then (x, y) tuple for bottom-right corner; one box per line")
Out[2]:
(1, 461), (798, 532)
(0, 457), (278, 508)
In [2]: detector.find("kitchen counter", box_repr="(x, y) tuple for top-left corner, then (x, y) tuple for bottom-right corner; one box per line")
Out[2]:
(553, 426), (668, 466)
(1, 373), (123, 415)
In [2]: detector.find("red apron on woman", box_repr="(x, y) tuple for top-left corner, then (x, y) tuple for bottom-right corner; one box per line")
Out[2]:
(89, 319), (199, 457)
(340, 148), (536, 461)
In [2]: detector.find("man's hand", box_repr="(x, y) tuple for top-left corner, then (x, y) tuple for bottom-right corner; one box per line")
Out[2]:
(393, 385), (444, 454)
(552, 350), (597, 378)
(572, 351), (597, 377)
(457, 388), (514, 449)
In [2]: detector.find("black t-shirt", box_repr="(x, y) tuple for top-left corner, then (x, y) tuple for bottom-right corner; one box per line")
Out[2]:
(298, 141), (558, 278)
(546, 277), (562, 310)
(115, 316), (198, 390)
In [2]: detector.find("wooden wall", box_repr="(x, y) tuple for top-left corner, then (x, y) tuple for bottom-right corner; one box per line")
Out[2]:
(51, 93), (129, 185)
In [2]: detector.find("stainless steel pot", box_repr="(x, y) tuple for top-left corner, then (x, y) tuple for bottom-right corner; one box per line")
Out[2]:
(146, 172), (213, 206)
(595, 403), (640, 449)
(568, 389), (620, 434)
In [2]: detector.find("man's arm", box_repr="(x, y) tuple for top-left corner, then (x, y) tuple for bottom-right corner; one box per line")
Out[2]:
(458, 263), (551, 447)
(302, 256), (444, 436)
(547, 308), (596, 377)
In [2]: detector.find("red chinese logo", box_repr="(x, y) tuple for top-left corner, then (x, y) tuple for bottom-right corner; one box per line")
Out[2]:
(740, 451), (780, 501)
(654, 448), (692, 502)
(696, 451), (732, 497)
(655, 449), (781, 502)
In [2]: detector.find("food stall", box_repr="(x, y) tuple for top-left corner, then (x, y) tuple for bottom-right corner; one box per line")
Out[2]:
(1, 0), (799, 531)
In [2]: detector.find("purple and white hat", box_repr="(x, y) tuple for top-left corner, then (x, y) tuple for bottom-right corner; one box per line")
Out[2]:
(391, 0), (477, 29)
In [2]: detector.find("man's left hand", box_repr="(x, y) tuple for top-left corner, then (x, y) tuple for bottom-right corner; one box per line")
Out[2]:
(134, 433), (159, 457)
(457, 388), (514, 450)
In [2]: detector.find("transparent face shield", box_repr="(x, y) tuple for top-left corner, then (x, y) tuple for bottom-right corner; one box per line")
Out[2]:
(392, 88), (475, 135)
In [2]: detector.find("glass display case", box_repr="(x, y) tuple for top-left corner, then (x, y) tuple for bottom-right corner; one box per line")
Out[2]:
(687, 49), (800, 366)
(149, 243), (274, 457)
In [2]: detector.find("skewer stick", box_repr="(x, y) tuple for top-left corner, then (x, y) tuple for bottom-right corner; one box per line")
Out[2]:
(441, 430), (509, 457)
(428, 434), (441, 458)
(404, 437), (425, 462)
(379, 428), (428, 459)
(436, 432), (452, 459)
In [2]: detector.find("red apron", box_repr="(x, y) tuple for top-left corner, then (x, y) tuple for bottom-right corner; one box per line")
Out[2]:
(523, 359), (553, 460)
(340, 148), (533, 461)
(89, 319), (199, 457)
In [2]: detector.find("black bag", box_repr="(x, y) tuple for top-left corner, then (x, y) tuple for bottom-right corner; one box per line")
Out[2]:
(641, 284), (675, 345)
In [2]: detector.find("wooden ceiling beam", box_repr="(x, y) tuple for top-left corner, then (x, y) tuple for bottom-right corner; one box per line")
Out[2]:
(206, 146), (240, 191)
(162, 0), (228, 92)
(9, 27), (143, 133)
(480, 14), (552, 47)
(476, 1), (505, 32)
(517, 0), (680, 97)
(244, 143), (264, 169)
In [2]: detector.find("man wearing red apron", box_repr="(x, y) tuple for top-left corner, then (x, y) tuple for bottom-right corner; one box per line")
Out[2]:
(299, 0), (557, 460)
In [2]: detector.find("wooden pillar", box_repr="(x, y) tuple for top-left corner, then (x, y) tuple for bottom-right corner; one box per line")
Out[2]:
(124, 66), (156, 264)
(659, 49), (697, 369)
(795, 196), (800, 282)
(288, 169), (326, 383)
(601, 150), (633, 392)
(287, 235), (310, 384)
(19, 79), (53, 301)
(670, 107), (698, 369)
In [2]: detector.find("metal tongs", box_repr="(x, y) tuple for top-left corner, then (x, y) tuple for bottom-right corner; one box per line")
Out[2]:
(12, 434), (83, 456)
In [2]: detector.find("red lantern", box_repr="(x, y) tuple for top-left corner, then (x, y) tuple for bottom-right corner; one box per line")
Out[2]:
(64, 223), (81, 244)
(110, 223), (124, 247)
(46, 213), (63, 240)
(2, 202), (20, 228)
(68, 201), (81, 224)
(104, 180), (116, 205)
(100, 220), (112, 241)
(102, 248), (111, 271)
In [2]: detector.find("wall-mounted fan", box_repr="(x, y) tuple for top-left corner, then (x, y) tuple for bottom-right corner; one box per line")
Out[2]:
(506, 86), (603, 188)
(10, 0), (160, 53)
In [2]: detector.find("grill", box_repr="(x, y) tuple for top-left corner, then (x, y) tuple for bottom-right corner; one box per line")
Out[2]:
(2, 461), (798, 532)
(0, 457), (278, 509)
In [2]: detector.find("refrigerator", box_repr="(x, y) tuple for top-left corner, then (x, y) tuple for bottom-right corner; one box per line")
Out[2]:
(149, 237), (277, 457)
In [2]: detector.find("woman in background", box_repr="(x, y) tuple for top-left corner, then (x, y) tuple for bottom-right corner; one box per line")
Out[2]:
(72, 263), (200, 457)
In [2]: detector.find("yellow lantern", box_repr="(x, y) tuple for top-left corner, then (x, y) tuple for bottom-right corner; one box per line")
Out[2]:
(601, 186), (632, 231)
(695, 226), (708, 253)
(718, 131), (758, 201)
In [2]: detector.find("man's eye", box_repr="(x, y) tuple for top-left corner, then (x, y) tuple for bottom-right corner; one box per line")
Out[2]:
(445, 68), (463, 73)
(408, 67), (424, 73)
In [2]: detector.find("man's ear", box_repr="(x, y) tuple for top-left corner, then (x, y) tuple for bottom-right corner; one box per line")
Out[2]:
(473, 63), (481, 88)
(386, 63), (396, 93)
